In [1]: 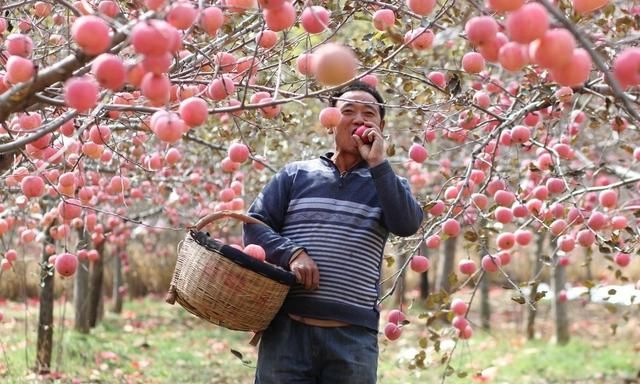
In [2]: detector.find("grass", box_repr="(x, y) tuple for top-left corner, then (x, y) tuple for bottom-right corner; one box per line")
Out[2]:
(0, 295), (638, 383)
(1, 296), (255, 383)
(401, 335), (637, 384)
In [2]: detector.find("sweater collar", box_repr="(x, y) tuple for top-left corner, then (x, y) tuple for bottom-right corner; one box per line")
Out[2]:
(320, 152), (368, 173)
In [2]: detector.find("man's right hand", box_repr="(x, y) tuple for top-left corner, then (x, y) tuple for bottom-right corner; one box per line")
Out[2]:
(289, 251), (320, 290)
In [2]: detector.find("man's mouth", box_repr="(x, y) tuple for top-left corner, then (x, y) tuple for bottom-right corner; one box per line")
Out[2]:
(351, 125), (366, 135)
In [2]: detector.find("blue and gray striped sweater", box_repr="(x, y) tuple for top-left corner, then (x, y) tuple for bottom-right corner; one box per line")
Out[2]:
(243, 153), (423, 331)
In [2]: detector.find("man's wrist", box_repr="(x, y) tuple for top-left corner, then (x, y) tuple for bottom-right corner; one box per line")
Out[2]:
(367, 158), (385, 168)
(288, 248), (305, 266)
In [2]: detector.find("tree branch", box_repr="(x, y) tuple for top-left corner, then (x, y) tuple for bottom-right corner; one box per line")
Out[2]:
(0, 110), (76, 154)
(0, 12), (142, 122)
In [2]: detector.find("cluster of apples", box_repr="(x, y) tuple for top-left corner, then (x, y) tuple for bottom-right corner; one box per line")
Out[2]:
(414, 168), (638, 274)
(384, 298), (472, 343)
(450, 298), (472, 340)
(51, 248), (106, 278)
(383, 309), (406, 341)
(462, 2), (594, 86)
(457, 0), (639, 91)
(0, 249), (17, 272)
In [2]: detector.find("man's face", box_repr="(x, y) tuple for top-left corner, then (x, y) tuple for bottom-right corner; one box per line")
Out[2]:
(333, 90), (384, 154)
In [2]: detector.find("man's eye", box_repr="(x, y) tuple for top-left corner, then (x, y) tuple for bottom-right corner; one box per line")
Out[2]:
(342, 109), (353, 114)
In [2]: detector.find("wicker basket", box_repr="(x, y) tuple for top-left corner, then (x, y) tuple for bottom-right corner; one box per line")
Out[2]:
(165, 211), (297, 332)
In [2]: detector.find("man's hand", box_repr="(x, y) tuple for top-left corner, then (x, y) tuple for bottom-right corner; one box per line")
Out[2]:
(289, 251), (320, 290)
(352, 123), (385, 168)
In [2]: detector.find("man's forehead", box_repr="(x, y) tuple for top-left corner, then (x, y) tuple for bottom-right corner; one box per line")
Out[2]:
(336, 90), (377, 107)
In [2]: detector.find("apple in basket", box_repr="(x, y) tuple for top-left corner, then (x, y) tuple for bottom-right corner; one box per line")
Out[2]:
(229, 243), (243, 251)
(243, 244), (266, 262)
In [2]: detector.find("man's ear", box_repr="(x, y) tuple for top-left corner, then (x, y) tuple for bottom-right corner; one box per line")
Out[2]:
(379, 120), (385, 132)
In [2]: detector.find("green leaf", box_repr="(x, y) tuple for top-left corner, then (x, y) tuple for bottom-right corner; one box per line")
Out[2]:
(385, 256), (395, 268)
(463, 231), (478, 242)
(230, 349), (244, 361)
(625, 227), (636, 237)
(386, 143), (396, 157)
(511, 296), (526, 305)
(534, 291), (546, 302)
(423, 201), (436, 211)
(528, 162), (541, 172)
(444, 364), (454, 376)
(620, 143), (635, 155)
(448, 272), (459, 287)
(418, 337), (428, 349)
(446, 73), (462, 96)
(599, 245), (612, 254)
(541, 254), (553, 264)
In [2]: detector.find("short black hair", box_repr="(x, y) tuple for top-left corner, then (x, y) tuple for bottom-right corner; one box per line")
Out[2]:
(329, 81), (386, 120)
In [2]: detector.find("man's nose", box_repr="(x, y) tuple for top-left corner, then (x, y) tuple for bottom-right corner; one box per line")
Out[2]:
(352, 112), (365, 125)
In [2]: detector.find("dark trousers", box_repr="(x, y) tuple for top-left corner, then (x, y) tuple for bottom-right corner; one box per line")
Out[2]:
(255, 313), (378, 384)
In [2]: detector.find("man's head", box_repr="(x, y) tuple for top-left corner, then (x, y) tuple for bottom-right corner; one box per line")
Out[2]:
(329, 81), (386, 120)
(328, 81), (386, 155)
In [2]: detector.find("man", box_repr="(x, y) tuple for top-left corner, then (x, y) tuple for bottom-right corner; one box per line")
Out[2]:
(243, 81), (423, 383)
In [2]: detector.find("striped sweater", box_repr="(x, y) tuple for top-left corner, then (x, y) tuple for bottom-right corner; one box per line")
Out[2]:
(243, 153), (423, 331)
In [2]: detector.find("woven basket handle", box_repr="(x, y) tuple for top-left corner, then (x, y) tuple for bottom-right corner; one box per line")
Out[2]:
(166, 211), (268, 305)
(190, 210), (267, 231)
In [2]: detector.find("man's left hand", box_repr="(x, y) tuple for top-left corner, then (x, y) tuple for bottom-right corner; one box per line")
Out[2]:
(352, 124), (385, 168)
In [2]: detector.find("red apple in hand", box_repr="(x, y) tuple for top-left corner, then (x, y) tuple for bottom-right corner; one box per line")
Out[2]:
(355, 125), (371, 144)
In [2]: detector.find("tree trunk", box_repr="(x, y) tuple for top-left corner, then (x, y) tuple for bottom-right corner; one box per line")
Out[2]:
(88, 242), (105, 328)
(112, 250), (123, 314)
(584, 247), (593, 283)
(394, 252), (407, 307)
(584, 247), (594, 304)
(552, 261), (570, 345)
(437, 237), (456, 293)
(73, 258), (90, 333)
(419, 243), (429, 300)
(479, 228), (491, 331)
(526, 232), (546, 340)
(74, 230), (90, 333)
(36, 228), (54, 374)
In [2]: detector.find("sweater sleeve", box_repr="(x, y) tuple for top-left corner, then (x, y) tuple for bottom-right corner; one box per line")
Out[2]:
(243, 166), (305, 269)
(370, 160), (424, 236)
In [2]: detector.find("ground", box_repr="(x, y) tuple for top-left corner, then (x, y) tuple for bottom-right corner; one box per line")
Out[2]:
(0, 289), (638, 383)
